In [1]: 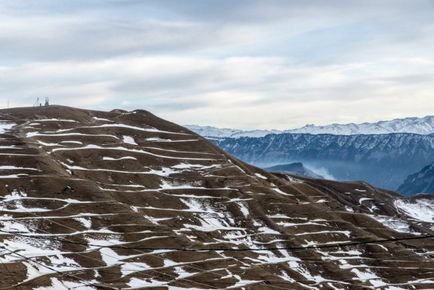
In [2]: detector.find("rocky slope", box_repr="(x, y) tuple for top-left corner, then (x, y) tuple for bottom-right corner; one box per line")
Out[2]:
(398, 162), (434, 196)
(0, 106), (433, 289)
(214, 133), (434, 190)
(187, 115), (434, 138)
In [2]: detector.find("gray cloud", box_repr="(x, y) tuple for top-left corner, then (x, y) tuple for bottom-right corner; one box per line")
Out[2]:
(1, 0), (433, 61)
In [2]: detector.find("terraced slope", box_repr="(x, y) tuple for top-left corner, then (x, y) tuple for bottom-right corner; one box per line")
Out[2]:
(0, 106), (433, 290)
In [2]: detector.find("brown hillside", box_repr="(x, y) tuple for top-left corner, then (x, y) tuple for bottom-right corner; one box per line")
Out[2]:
(0, 105), (432, 289)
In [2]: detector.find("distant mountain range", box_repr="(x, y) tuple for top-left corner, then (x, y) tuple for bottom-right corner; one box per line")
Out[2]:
(214, 133), (434, 192)
(186, 125), (281, 138)
(398, 162), (434, 195)
(190, 115), (434, 194)
(187, 115), (434, 138)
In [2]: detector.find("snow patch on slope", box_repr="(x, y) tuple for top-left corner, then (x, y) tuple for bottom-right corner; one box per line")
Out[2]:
(0, 122), (15, 133)
(395, 199), (434, 223)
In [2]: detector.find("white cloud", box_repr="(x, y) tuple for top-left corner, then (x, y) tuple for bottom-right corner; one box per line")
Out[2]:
(0, 55), (433, 129)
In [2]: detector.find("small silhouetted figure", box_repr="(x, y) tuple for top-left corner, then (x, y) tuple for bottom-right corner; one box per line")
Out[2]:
(44, 97), (50, 106)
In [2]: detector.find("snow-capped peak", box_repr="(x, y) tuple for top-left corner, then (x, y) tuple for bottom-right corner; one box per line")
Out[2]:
(186, 124), (281, 138)
(187, 115), (434, 138)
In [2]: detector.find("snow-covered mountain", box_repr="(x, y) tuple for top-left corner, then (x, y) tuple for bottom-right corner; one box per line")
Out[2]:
(290, 115), (434, 135)
(186, 124), (281, 138)
(187, 115), (434, 138)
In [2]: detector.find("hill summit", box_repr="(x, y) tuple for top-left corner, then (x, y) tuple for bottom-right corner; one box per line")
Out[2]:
(0, 105), (433, 289)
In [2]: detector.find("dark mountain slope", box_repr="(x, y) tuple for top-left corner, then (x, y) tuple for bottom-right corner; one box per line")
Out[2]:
(0, 106), (432, 289)
(214, 133), (434, 190)
(264, 162), (324, 179)
(398, 162), (434, 195)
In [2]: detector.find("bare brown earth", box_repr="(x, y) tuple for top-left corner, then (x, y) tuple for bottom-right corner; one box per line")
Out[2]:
(0, 105), (432, 290)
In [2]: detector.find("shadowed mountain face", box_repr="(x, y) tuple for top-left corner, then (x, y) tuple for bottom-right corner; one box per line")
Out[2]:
(399, 162), (434, 196)
(214, 134), (434, 191)
(0, 106), (433, 289)
(264, 162), (324, 179)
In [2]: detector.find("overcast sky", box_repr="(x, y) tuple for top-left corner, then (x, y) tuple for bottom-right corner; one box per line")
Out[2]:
(0, 0), (433, 129)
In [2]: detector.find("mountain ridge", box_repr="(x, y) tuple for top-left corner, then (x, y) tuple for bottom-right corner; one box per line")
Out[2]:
(187, 115), (434, 137)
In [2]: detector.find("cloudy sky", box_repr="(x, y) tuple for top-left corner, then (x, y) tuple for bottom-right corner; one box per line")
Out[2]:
(0, 0), (433, 129)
